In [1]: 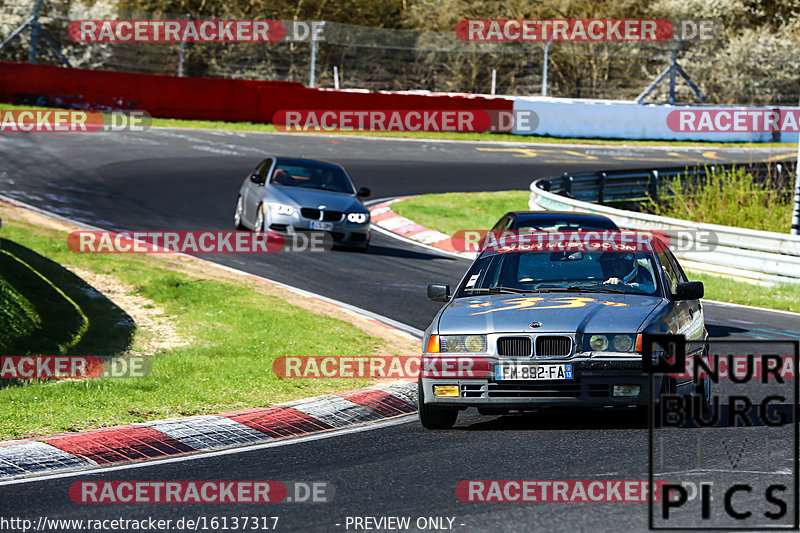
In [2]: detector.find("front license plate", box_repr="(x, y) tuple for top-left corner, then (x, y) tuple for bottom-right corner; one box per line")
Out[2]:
(495, 363), (573, 381)
(310, 221), (333, 231)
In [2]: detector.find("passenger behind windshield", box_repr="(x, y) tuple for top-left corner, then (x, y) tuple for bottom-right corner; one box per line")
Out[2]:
(458, 249), (659, 296)
(271, 163), (355, 194)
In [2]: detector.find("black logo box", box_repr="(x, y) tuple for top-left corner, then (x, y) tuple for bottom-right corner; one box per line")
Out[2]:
(644, 334), (800, 531)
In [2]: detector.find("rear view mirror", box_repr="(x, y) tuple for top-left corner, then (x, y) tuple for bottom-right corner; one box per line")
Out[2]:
(250, 172), (264, 185)
(427, 283), (450, 302)
(674, 281), (704, 301)
(357, 187), (371, 198)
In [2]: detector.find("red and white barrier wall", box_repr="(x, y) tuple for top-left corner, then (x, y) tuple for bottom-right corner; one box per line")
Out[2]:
(0, 62), (512, 124)
(2, 62), (796, 142)
(512, 96), (800, 143)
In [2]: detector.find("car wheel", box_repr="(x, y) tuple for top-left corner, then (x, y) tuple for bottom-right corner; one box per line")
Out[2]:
(637, 375), (676, 428)
(353, 241), (369, 253)
(417, 379), (458, 430)
(693, 343), (712, 415)
(254, 203), (265, 231)
(234, 196), (246, 230)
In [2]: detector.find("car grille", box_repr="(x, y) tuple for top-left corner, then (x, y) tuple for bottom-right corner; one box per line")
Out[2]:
(461, 382), (611, 399)
(497, 337), (532, 356)
(535, 336), (572, 358)
(300, 208), (344, 222)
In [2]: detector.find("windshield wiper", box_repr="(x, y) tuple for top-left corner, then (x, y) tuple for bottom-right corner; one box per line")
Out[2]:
(463, 286), (533, 294)
(565, 285), (629, 294)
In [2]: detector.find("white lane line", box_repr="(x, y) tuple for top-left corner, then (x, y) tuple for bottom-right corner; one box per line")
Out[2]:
(655, 469), (793, 476)
(0, 415), (417, 487)
(146, 126), (792, 152)
(703, 299), (800, 318)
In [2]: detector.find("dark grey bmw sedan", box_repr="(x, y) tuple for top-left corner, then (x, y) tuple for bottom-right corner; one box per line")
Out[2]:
(419, 231), (709, 429)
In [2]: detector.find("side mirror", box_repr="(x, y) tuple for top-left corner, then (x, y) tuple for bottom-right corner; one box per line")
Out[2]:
(674, 281), (704, 301)
(357, 187), (371, 198)
(427, 283), (450, 302)
(250, 172), (264, 185)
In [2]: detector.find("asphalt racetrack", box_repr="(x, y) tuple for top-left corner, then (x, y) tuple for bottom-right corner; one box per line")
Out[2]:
(1, 129), (799, 531)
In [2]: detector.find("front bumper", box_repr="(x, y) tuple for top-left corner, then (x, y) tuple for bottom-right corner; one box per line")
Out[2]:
(421, 357), (665, 409)
(268, 214), (370, 246)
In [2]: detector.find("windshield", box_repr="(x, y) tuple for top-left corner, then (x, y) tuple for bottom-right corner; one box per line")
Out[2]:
(270, 162), (355, 194)
(457, 250), (661, 297)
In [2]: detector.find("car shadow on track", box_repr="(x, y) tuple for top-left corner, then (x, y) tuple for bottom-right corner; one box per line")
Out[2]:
(458, 407), (649, 431)
(706, 324), (751, 338)
(456, 401), (796, 431)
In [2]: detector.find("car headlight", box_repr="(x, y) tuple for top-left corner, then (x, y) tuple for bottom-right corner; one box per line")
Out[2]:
(347, 212), (368, 224)
(269, 202), (295, 216)
(429, 334), (487, 353)
(589, 334), (609, 351)
(612, 334), (633, 352)
(586, 334), (640, 353)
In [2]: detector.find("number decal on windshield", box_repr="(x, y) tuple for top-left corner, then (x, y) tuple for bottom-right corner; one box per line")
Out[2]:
(468, 296), (628, 315)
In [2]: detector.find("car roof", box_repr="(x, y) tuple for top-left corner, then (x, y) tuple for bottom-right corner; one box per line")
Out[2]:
(505, 211), (615, 222)
(503, 211), (619, 229)
(273, 157), (345, 169)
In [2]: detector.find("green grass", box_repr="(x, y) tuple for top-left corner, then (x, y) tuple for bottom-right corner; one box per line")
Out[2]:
(644, 166), (793, 232)
(391, 191), (800, 313)
(0, 212), (380, 439)
(1, 102), (793, 148)
(688, 271), (800, 313)
(0, 273), (40, 352)
(393, 190), (530, 236)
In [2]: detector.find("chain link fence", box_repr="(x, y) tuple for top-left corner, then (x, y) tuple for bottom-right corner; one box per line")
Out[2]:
(2, 0), (799, 104)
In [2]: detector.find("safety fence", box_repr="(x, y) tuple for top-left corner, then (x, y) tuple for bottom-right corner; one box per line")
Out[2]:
(530, 161), (800, 285)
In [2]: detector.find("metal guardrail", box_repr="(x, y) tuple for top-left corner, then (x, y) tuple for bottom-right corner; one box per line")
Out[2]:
(538, 160), (795, 205)
(530, 160), (800, 285)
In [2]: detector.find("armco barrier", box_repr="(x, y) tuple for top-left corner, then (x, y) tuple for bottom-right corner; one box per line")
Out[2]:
(0, 62), (512, 124)
(529, 165), (800, 285)
(513, 96), (800, 143)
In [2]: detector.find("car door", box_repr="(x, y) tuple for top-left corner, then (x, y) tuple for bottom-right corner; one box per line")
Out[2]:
(243, 158), (273, 225)
(664, 248), (704, 339)
(656, 250), (695, 338)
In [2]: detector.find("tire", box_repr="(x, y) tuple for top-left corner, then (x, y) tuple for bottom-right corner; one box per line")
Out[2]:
(692, 343), (712, 415)
(637, 375), (676, 428)
(417, 380), (458, 429)
(353, 241), (369, 253)
(234, 196), (246, 230)
(254, 203), (265, 231)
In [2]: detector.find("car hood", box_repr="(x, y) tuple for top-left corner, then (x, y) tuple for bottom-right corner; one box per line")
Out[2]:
(437, 292), (663, 334)
(271, 186), (363, 212)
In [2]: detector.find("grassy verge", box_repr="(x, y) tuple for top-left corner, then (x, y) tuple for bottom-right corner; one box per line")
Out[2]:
(688, 271), (800, 313)
(0, 102), (793, 148)
(392, 191), (800, 313)
(393, 190), (530, 236)
(644, 165), (793, 232)
(0, 206), (404, 439)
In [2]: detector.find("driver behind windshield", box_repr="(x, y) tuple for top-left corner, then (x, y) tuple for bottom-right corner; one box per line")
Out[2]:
(600, 252), (655, 292)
